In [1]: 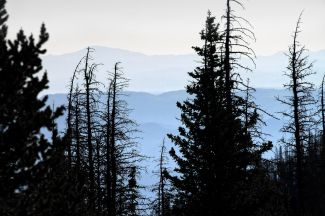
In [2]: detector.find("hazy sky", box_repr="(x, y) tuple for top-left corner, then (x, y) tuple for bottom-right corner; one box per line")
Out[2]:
(6, 0), (325, 55)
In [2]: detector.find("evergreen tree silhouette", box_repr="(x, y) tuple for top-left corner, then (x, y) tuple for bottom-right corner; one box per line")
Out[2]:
(0, 0), (67, 214)
(167, 12), (224, 214)
(167, 10), (273, 216)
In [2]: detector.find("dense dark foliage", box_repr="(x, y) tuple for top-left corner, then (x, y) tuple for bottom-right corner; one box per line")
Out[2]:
(0, 0), (72, 214)
(0, 0), (325, 215)
(166, 9), (281, 216)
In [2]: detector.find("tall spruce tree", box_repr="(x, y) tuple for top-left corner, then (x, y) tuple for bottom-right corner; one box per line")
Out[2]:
(0, 0), (68, 214)
(167, 11), (273, 216)
(167, 13), (224, 214)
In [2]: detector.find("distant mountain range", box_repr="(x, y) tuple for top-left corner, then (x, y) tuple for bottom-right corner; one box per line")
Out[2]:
(42, 46), (325, 94)
(47, 88), (294, 187)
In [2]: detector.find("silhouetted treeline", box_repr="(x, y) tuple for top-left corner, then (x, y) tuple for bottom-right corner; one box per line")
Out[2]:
(1, 0), (325, 215)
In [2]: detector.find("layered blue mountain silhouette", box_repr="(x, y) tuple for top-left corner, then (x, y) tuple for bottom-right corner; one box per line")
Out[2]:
(43, 46), (325, 94)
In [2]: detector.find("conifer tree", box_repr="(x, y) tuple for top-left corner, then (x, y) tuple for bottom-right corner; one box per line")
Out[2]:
(167, 10), (273, 216)
(167, 12), (224, 214)
(0, 0), (71, 214)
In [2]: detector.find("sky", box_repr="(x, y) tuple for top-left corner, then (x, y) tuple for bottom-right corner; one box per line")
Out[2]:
(6, 0), (325, 56)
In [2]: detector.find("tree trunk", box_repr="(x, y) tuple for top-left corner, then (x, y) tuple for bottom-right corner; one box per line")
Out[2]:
(292, 24), (304, 215)
(84, 47), (95, 210)
(110, 63), (119, 216)
(224, 0), (232, 113)
(106, 84), (113, 216)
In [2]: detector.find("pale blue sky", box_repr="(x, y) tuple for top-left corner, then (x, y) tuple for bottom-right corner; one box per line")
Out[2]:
(6, 0), (325, 55)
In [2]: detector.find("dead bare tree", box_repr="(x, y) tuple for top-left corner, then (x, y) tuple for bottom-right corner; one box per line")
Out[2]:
(277, 13), (316, 215)
(66, 58), (84, 168)
(318, 74), (325, 164)
(151, 139), (173, 216)
(103, 63), (143, 216)
(222, 0), (256, 113)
